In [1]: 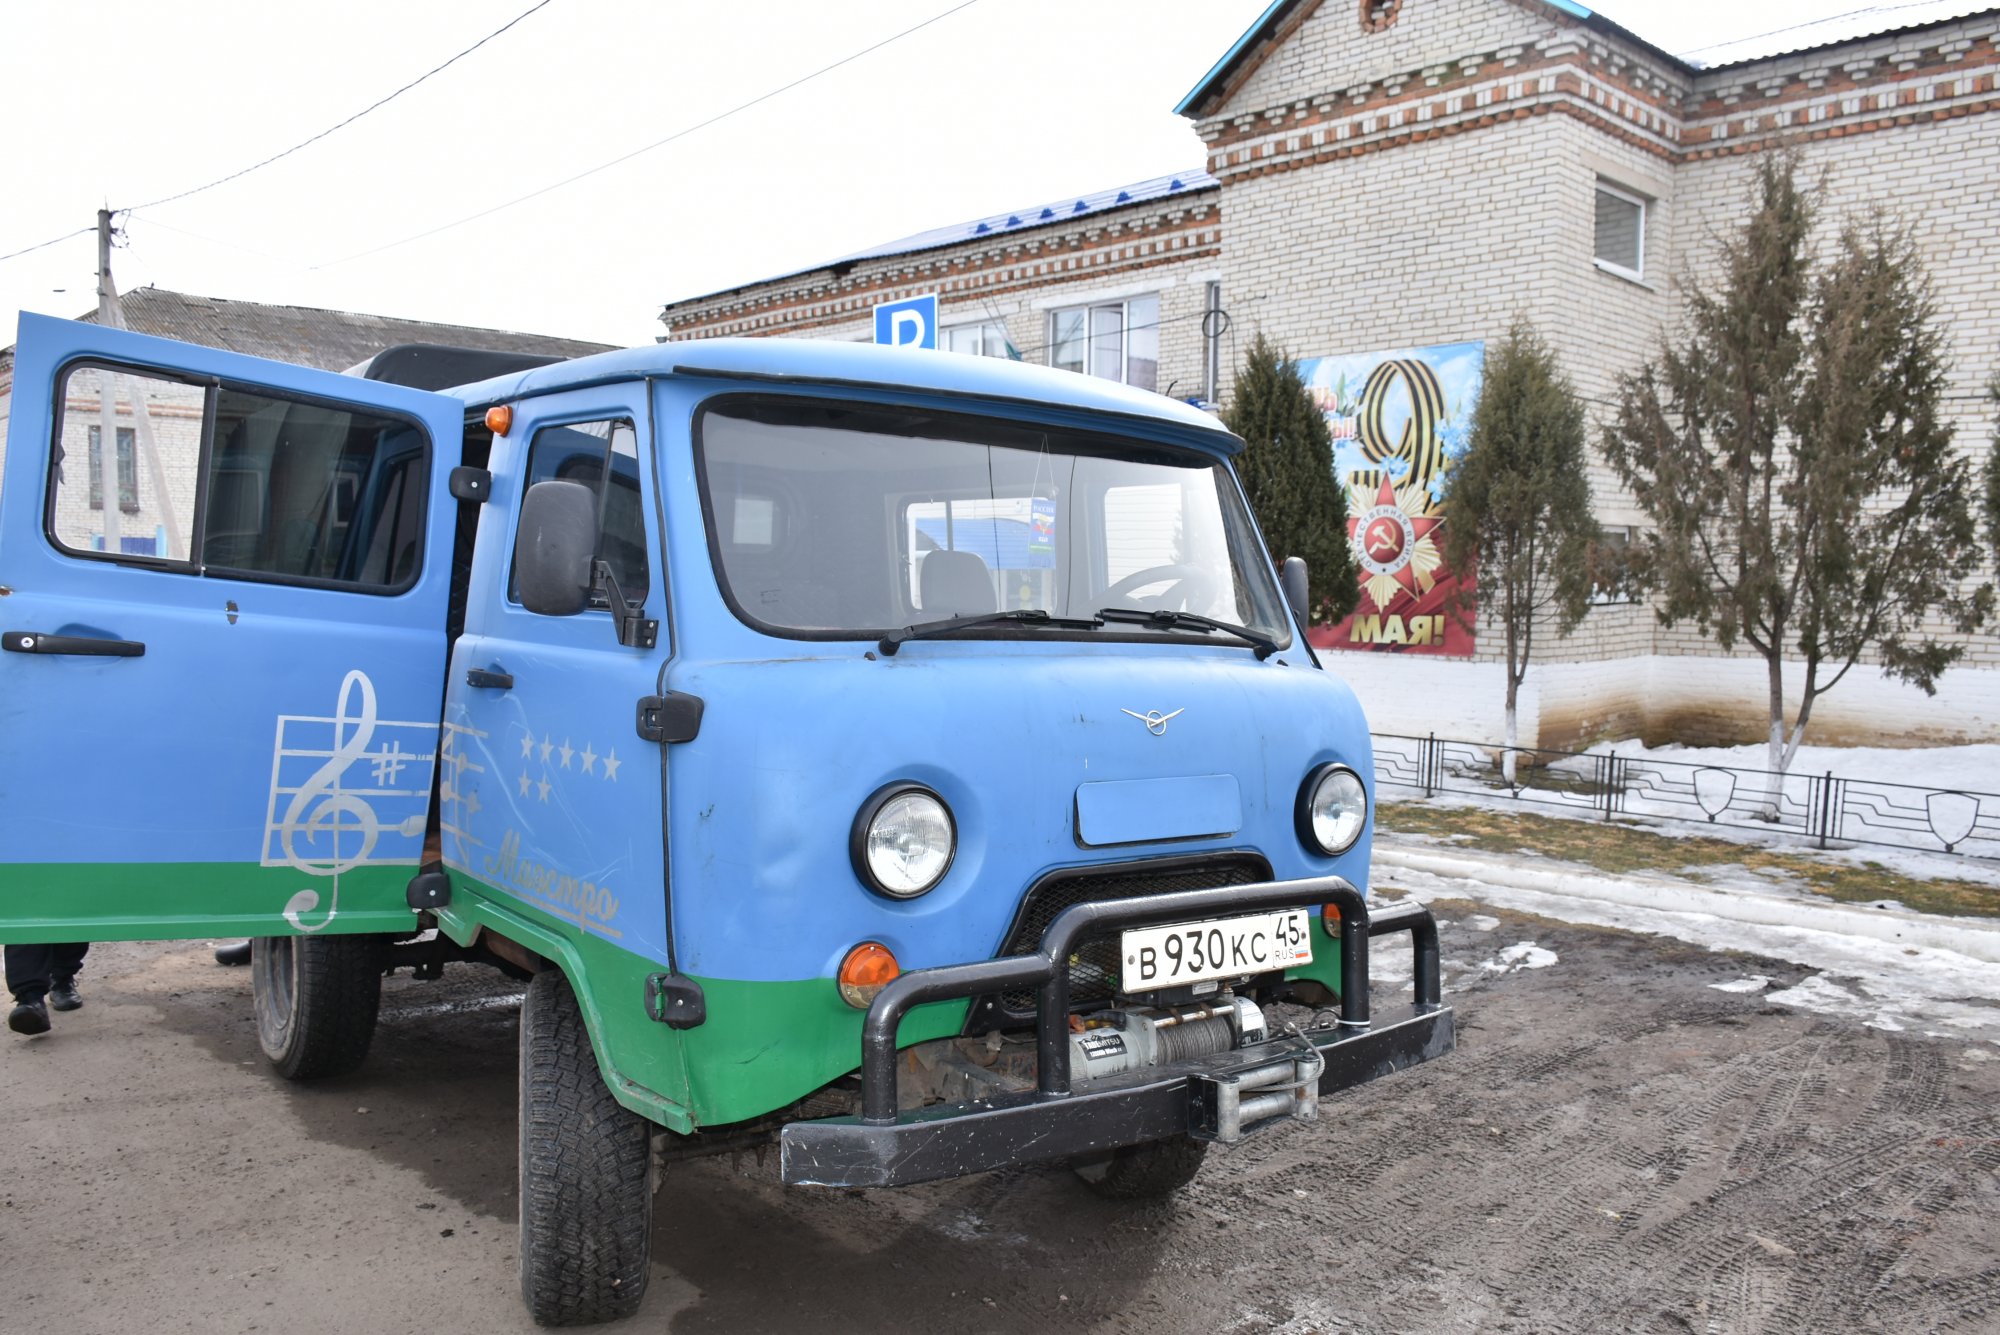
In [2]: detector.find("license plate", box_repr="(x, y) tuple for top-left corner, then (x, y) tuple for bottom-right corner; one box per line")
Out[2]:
(1119, 910), (1312, 992)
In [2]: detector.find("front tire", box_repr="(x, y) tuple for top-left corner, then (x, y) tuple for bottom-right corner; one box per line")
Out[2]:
(1073, 1136), (1210, 1200)
(518, 969), (653, 1326)
(252, 934), (385, 1080)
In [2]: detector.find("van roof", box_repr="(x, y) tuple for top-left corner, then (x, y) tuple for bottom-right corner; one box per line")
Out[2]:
(444, 337), (1242, 454)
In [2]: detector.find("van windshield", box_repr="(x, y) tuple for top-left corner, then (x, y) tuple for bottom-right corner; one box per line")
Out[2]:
(695, 398), (1291, 647)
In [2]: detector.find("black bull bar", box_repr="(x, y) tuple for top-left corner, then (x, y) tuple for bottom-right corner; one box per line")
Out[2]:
(780, 875), (1454, 1188)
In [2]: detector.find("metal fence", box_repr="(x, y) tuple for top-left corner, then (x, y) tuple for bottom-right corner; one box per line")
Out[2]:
(1373, 732), (2000, 863)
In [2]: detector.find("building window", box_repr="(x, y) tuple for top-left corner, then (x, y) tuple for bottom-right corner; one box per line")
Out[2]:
(1594, 181), (1647, 281)
(1587, 526), (1640, 605)
(1048, 294), (1158, 392)
(87, 423), (140, 513)
(1360, 0), (1402, 33)
(943, 321), (1014, 359)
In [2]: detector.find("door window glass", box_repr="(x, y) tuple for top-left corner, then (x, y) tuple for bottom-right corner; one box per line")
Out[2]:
(512, 418), (649, 610)
(48, 362), (429, 588)
(50, 366), (202, 561)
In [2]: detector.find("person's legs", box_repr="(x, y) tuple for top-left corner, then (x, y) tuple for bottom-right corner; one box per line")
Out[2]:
(47, 943), (88, 1011)
(5, 943), (56, 1004)
(50, 942), (87, 986)
(6, 944), (56, 1035)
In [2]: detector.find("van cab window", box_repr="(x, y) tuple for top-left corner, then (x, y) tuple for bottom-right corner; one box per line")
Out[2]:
(511, 418), (649, 609)
(696, 397), (1289, 644)
(48, 361), (428, 590)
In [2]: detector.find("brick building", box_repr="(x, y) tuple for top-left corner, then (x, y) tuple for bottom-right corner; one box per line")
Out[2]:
(679, 0), (2000, 749)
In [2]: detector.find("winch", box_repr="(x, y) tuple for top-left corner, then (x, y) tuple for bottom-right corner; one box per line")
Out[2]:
(1066, 994), (1271, 1080)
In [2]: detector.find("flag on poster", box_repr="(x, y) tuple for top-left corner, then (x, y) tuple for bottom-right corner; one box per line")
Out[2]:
(1294, 341), (1483, 655)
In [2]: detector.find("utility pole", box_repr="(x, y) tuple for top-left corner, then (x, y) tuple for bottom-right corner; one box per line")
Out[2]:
(94, 208), (124, 555)
(90, 208), (184, 560)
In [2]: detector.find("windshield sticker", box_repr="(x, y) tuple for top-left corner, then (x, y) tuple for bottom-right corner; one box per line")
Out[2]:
(261, 669), (436, 931)
(1027, 497), (1057, 568)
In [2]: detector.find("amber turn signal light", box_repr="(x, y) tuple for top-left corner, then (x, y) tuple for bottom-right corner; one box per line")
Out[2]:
(838, 942), (900, 1010)
(1322, 902), (1342, 936)
(484, 404), (513, 436)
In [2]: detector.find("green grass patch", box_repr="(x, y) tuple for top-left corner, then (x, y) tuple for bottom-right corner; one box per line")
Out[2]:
(1377, 800), (2000, 920)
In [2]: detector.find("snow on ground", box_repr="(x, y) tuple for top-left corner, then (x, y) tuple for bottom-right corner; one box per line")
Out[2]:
(1375, 840), (2000, 1045)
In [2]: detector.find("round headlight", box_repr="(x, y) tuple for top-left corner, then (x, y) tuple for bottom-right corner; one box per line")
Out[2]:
(1297, 763), (1367, 855)
(852, 784), (956, 898)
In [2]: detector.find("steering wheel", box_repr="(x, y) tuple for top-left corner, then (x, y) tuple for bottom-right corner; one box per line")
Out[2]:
(1102, 563), (1219, 614)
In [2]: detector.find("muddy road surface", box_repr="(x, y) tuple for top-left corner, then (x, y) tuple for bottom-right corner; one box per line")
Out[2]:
(5, 903), (1997, 1334)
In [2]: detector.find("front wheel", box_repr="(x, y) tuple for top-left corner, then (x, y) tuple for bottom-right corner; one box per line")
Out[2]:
(252, 934), (385, 1080)
(518, 969), (653, 1326)
(1072, 1136), (1210, 1200)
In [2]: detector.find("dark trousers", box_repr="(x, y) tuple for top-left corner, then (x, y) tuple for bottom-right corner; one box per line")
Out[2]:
(5, 943), (88, 1003)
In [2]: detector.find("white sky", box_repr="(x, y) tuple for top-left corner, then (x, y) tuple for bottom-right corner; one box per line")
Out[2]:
(0, 1), (1975, 349)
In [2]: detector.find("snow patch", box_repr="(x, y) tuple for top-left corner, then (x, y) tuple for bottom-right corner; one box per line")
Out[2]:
(1764, 974), (1907, 1031)
(1377, 842), (2000, 1042)
(1480, 941), (1558, 973)
(1710, 975), (1771, 994)
(1467, 914), (1501, 933)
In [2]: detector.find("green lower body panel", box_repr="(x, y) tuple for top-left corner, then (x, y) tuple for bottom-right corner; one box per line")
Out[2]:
(435, 876), (968, 1135)
(0, 861), (419, 942)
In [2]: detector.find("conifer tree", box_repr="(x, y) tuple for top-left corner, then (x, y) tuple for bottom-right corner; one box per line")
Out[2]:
(1223, 333), (1358, 624)
(1440, 320), (1596, 781)
(1603, 150), (1992, 791)
(1985, 376), (2000, 569)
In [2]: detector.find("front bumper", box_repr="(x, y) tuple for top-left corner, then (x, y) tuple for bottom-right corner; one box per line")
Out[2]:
(780, 876), (1454, 1188)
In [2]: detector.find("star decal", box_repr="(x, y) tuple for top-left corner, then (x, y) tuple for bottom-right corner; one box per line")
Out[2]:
(539, 734), (555, 763)
(518, 771), (532, 797)
(1347, 476), (1445, 614)
(602, 750), (622, 783)
(536, 775), (552, 803)
(580, 743), (597, 775)
(520, 732), (534, 759)
(558, 738), (574, 770)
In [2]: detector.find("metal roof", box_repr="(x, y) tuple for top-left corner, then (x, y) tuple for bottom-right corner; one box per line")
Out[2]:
(1683, 3), (1998, 70)
(681, 169), (1219, 305)
(3, 286), (614, 374)
(445, 336), (1242, 454)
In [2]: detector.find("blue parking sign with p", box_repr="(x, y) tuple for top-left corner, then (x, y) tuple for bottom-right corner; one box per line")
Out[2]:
(874, 294), (938, 350)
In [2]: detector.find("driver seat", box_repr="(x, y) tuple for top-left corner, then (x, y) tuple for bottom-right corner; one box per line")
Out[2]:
(919, 549), (996, 617)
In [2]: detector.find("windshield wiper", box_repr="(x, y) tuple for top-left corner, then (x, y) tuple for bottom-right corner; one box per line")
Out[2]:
(878, 609), (1104, 656)
(1096, 606), (1281, 660)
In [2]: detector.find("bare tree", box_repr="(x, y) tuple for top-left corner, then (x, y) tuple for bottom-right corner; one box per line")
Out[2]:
(1603, 151), (1992, 794)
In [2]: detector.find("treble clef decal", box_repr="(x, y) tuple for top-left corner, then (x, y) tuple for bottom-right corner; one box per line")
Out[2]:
(279, 670), (386, 932)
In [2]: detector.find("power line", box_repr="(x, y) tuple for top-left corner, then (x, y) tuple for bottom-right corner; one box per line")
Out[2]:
(122, 0), (556, 214)
(313, 0), (984, 270)
(1676, 1), (1960, 58)
(0, 226), (94, 266)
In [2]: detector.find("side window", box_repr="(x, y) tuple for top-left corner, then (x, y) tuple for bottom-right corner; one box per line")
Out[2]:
(48, 362), (429, 590)
(513, 419), (649, 610)
(1594, 179), (1647, 281)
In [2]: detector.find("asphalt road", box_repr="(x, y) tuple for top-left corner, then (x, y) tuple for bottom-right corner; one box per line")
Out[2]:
(5, 903), (1997, 1334)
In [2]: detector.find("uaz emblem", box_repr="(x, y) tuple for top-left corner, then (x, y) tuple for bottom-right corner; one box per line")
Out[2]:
(1120, 708), (1185, 736)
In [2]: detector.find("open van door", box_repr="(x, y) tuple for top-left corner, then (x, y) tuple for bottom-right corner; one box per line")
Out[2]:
(0, 313), (466, 942)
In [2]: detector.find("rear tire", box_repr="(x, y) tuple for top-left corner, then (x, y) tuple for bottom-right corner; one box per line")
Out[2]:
(518, 969), (653, 1326)
(252, 934), (385, 1080)
(1073, 1136), (1210, 1200)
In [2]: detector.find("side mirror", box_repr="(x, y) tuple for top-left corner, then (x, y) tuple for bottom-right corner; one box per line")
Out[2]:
(515, 480), (596, 617)
(1281, 556), (1310, 628)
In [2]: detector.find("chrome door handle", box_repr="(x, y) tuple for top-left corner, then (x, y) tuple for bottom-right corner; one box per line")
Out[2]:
(3, 630), (145, 657)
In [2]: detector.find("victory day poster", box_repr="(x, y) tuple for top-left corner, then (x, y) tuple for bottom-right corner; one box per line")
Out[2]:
(1294, 341), (1483, 655)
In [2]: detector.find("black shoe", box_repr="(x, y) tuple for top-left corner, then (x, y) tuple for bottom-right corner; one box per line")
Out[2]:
(8, 999), (50, 1035)
(214, 941), (253, 967)
(48, 979), (82, 1012)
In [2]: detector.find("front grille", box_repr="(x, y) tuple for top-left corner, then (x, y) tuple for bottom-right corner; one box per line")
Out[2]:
(964, 854), (1272, 1032)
